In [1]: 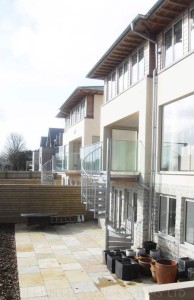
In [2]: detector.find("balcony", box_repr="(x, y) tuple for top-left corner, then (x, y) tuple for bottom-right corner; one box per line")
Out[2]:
(111, 140), (141, 175)
(53, 152), (81, 173)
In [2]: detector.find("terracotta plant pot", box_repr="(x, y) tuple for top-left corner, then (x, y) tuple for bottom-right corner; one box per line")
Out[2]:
(138, 257), (153, 276)
(150, 260), (157, 282)
(155, 259), (177, 284)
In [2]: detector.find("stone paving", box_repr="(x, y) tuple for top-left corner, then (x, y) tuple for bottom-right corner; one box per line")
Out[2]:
(15, 221), (154, 299)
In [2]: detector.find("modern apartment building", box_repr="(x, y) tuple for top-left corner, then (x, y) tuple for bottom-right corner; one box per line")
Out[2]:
(56, 86), (103, 185)
(85, 0), (194, 258)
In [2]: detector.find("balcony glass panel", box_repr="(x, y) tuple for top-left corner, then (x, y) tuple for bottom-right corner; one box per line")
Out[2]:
(111, 140), (138, 171)
(54, 152), (81, 172)
(80, 142), (102, 174)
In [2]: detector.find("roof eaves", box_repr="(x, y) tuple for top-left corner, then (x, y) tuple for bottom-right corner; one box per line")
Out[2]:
(86, 0), (165, 79)
(59, 86), (104, 110)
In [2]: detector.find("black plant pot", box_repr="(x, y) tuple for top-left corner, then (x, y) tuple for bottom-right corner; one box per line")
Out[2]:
(143, 241), (157, 254)
(178, 257), (194, 272)
(102, 249), (124, 265)
(107, 252), (126, 273)
(115, 258), (140, 281)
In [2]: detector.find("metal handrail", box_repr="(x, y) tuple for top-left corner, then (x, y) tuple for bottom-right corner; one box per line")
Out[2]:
(81, 143), (106, 217)
(41, 159), (54, 185)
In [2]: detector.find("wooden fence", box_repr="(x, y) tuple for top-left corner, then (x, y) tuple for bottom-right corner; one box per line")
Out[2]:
(0, 185), (93, 223)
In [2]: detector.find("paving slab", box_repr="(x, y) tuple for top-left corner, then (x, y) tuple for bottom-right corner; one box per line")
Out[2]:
(15, 221), (155, 299)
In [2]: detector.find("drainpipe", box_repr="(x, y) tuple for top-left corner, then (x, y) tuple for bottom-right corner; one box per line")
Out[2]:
(131, 22), (158, 241)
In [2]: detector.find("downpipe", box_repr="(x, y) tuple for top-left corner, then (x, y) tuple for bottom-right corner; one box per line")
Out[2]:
(131, 22), (158, 241)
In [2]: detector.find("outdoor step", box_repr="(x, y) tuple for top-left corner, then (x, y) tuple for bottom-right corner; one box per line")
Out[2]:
(108, 235), (132, 241)
(108, 241), (133, 249)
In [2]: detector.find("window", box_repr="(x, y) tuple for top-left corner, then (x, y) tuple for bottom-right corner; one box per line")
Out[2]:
(122, 191), (137, 222)
(159, 196), (176, 237)
(138, 47), (144, 80)
(68, 98), (86, 128)
(118, 66), (123, 94)
(105, 46), (144, 101)
(190, 9), (194, 50)
(123, 60), (129, 90)
(112, 72), (116, 98)
(164, 19), (183, 66)
(185, 199), (194, 245)
(161, 95), (194, 171)
(131, 47), (144, 84)
(117, 60), (129, 94)
(107, 72), (116, 101)
(133, 193), (137, 223)
(131, 53), (138, 84)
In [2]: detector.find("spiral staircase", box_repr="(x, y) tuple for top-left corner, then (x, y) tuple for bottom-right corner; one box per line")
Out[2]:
(81, 141), (134, 250)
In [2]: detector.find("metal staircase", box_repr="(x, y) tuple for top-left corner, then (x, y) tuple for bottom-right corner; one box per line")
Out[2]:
(81, 143), (106, 218)
(81, 140), (135, 250)
(106, 217), (134, 250)
(41, 160), (54, 185)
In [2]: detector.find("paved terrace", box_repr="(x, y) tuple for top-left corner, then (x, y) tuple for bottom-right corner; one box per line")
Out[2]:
(15, 221), (154, 300)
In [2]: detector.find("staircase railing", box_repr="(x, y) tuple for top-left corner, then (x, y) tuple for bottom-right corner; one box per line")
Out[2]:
(41, 160), (54, 185)
(81, 143), (106, 218)
(107, 217), (134, 240)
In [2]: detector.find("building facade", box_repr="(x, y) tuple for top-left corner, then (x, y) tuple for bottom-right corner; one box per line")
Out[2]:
(56, 86), (103, 185)
(86, 0), (194, 257)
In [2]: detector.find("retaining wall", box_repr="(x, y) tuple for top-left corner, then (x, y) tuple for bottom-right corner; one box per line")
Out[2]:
(0, 185), (93, 223)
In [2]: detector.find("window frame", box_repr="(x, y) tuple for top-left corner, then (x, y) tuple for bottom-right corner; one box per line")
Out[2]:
(106, 71), (116, 102)
(184, 199), (194, 245)
(189, 7), (194, 51)
(164, 18), (183, 67)
(105, 44), (145, 102)
(159, 195), (176, 237)
(160, 96), (194, 172)
(117, 59), (129, 94)
(131, 46), (145, 85)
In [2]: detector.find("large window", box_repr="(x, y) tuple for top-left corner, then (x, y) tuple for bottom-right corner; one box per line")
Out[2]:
(159, 196), (176, 237)
(190, 9), (194, 50)
(161, 95), (194, 171)
(131, 47), (144, 85)
(185, 199), (194, 245)
(164, 19), (183, 66)
(117, 60), (129, 94)
(105, 46), (144, 101)
(107, 72), (116, 102)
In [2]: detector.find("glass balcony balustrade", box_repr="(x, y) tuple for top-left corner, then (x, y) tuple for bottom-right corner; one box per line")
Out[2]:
(111, 140), (141, 172)
(80, 142), (102, 175)
(53, 152), (81, 172)
(53, 140), (141, 173)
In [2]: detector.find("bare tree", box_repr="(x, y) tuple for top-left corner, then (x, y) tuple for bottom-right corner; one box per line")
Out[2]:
(1, 133), (26, 170)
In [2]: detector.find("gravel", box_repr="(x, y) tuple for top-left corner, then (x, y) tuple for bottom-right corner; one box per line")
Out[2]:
(0, 224), (20, 300)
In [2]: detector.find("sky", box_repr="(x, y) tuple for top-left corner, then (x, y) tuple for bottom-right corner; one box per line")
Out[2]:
(0, 0), (157, 152)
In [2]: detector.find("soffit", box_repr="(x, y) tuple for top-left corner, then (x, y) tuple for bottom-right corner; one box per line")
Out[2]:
(87, 0), (193, 80)
(56, 86), (103, 118)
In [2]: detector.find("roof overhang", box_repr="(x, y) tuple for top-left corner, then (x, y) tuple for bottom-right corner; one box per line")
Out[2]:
(56, 86), (104, 118)
(87, 0), (192, 80)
